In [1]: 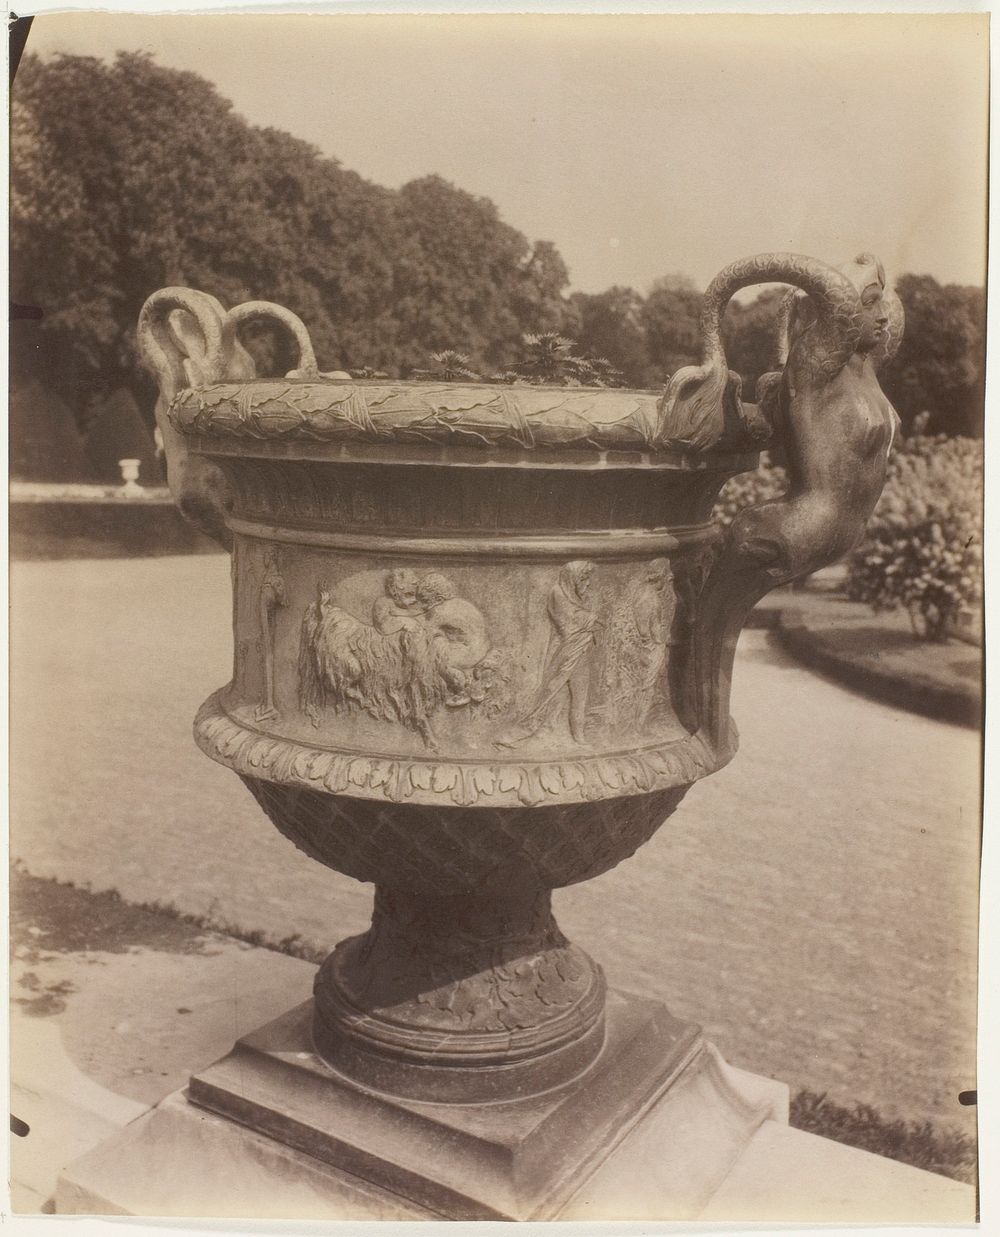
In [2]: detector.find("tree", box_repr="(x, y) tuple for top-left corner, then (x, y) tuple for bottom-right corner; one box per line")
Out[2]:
(879, 275), (985, 437)
(390, 176), (572, 373)
(12, 52), (579, 454)
(10, 52), (410, 413)
(570, 286), (652, 387)
(719, 287), (786, 395)
(241, 124), (402, 374)
(511, 240), (575, 338)
(641, 275), (702, 383)
(9, 376), (91, 482)
(13, 52), (252, 415)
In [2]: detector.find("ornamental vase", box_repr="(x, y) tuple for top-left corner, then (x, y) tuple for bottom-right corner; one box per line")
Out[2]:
(137, 251), (902, 1218)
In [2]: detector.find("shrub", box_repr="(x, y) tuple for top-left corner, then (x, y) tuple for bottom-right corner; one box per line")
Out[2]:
(406, 336), (626, 387)
(510, 333), (624, 386)
(847, 416), (983, 642)
(410, 350), (481, 382)
(713, 452), (787, 527)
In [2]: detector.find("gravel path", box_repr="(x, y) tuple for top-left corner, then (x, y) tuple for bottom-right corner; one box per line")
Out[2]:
(10, 555), (980, 1138)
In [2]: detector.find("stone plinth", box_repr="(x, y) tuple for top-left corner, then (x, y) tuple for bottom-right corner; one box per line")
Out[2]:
(58, 1006), (787, 1221)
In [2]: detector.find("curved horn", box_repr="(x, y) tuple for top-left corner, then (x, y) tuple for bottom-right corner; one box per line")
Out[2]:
(136, 288), (238, 551)
(773, 288), (797, 370)
(753, 288), (798, 415)
(228, 300), (319, 377)
(657, 253), (864, 450)
(137, 287), (237, 398)
(698, 252), (864, 372)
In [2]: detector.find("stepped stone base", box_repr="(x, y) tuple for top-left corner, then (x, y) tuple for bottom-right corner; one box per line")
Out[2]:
(57, 990), (787, 1221)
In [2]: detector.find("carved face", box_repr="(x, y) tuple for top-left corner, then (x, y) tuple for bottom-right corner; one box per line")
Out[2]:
(646, 558), (672, 590)
(417, 571), (458, 608)
(387, 569), (419, 608)
(857, 282), (890, 353)
(568, 562), (594, 598)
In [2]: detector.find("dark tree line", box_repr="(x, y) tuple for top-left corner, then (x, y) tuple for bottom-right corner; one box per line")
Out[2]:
(10, 51), (984, 480)
(10, 53), (571, 413)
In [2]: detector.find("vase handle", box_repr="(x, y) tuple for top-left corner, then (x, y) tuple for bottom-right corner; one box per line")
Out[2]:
(681, 252), (904, 747)
(138, 288), (258, 550)
(228, 300), (320, 378)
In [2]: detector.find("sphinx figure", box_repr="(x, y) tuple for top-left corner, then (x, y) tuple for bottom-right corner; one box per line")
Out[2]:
(732, 251), (902, 581)
(663, 251), (904, 744)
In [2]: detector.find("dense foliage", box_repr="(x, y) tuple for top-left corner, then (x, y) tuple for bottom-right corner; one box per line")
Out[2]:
(878, 275), (986, 438)
(571, 271), (985, 439)
(10, 52), (573, 429)
(846, 418), (983, 642)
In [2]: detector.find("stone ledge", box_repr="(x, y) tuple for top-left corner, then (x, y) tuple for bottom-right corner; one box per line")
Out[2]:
(57, 1041), (788, 1222)
(701, 1117), (976, 1224)
(56, 1090), (436, 1220)
(9, 925), (317, 1214)
(55, 1071), (972, 1224)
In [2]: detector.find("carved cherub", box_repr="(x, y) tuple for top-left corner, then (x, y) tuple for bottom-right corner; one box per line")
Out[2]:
(372, 568), (422, 635)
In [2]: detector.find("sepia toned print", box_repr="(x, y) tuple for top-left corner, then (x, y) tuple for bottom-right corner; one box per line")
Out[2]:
(8, 9), (986, 1227)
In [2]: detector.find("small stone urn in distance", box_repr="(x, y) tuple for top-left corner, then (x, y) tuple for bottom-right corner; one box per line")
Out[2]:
(137, 253), (902, 1220)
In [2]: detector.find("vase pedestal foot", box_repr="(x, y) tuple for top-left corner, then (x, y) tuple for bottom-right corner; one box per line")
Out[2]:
(183, 989), (773, 1221)
(311, 884), (608, 1104)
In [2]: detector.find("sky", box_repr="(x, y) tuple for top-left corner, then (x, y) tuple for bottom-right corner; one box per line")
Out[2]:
(21, 11), (990, 294)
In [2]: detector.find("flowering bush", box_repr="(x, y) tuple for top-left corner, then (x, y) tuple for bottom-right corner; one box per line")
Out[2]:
(713, 452), (787, 527)
(846, 416), (983, 641)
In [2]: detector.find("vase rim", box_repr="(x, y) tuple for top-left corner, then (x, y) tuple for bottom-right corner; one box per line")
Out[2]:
(169, 377), (764, 460)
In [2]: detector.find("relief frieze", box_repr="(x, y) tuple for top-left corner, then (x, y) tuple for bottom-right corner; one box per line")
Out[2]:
(298, 568), (510, 750)
(597, 557), (680, 733)
(287, 555), (700, 754)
